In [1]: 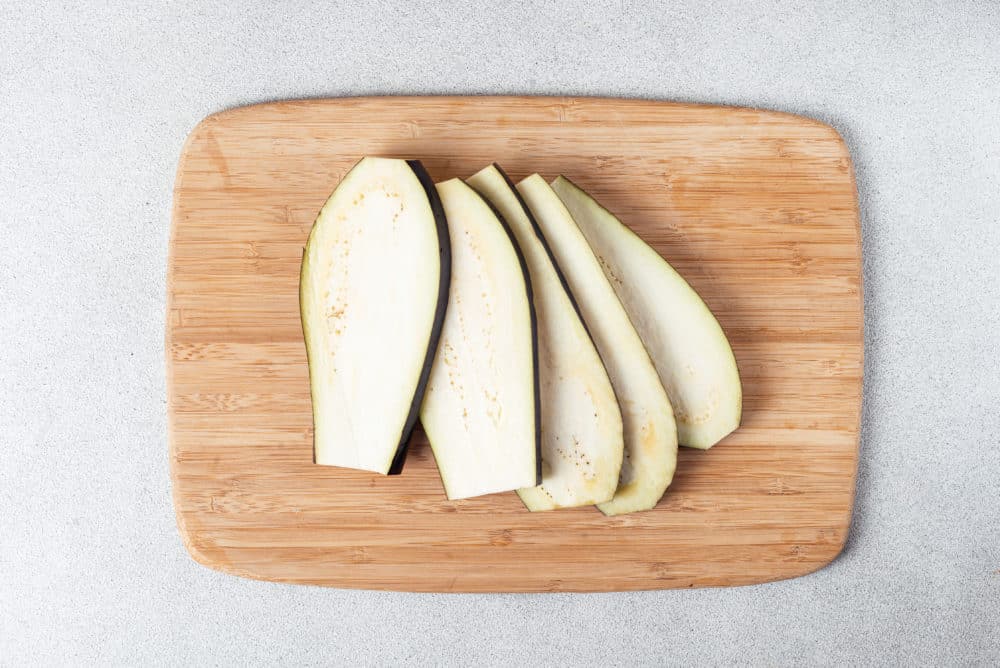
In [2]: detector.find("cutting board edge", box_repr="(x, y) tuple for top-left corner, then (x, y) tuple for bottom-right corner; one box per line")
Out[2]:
(169, 523), (853, 593)
(172, 95), (853, 152)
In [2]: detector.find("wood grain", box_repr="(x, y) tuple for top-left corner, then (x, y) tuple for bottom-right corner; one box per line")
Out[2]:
(168, 97), (863, 592)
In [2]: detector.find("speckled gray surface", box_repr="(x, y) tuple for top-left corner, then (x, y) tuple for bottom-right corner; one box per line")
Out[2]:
(2, 1), (999, 665)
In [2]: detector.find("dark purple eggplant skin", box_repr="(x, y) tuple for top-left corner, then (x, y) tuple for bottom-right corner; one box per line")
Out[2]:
(386, 159), (452, 475)
(465, 176), (542, 486)
(490, 164), (595, 342)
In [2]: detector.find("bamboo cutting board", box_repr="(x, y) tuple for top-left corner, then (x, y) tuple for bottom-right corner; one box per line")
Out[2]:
(168, 97), (862, 592)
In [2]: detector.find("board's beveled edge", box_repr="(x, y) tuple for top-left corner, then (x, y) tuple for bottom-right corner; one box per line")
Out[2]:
(166, 96), (865, 592)
(798, 116), (863, 587)
(189, 530), (855, 593)
(167, 112), (227, 571)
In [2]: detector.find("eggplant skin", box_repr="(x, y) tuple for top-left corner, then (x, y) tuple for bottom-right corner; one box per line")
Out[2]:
(466, 185), (542, 486)
(386, 160), (451, 474)
(489, 164), (591, 341)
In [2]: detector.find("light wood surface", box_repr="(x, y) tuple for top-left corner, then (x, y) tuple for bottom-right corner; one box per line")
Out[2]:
(168, 97), (862, 592)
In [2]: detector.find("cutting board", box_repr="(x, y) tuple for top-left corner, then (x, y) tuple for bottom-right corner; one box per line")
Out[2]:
(168, 97), (862, 592)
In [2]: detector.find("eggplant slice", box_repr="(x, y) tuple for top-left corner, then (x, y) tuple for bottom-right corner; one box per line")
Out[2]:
(300, 157), (449, 474)
(419, 178), (539, 500)
(551, 176), (742, 449)
(467, 164), (623, 511)
(517, 175), (677, 516)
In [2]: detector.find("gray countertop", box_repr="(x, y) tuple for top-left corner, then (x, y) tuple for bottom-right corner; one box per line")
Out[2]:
(2, 2), (998, 665)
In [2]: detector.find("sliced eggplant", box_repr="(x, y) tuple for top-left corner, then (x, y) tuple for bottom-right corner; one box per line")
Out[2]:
(517, 174), (677, 516)
(551, 176), (742, 449)
(466, 164), (623, 511)
(300, 157), (449, 474)
(419, 178), (539, 500)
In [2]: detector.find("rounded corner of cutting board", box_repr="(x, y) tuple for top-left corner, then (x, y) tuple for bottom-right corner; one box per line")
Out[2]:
(167, 95), (864, 593)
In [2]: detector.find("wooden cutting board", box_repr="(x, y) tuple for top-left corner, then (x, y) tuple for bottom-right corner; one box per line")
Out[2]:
(168, 97), (862, 592)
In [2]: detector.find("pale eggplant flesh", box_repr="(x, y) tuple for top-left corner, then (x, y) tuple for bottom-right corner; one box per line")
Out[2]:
(300, 157), (449, 474)
(551, 176), (742, 450)
(467, 164), (623, 511)
(517, 174), (677, 516)
(419, 178), (540, 500)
